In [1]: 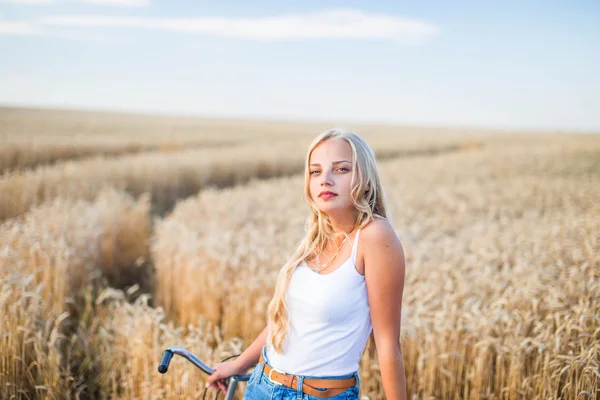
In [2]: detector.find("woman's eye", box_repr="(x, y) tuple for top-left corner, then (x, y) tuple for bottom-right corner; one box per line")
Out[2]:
(310, 168), (348, 175)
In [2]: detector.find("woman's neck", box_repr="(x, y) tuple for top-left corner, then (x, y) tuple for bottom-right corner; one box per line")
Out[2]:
(327, 210), (359, 235)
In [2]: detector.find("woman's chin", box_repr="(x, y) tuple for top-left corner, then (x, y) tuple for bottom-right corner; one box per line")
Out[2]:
(318, 205), (346, 215)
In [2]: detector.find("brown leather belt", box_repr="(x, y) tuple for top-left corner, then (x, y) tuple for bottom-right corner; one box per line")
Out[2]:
(258, 353), (356, 398)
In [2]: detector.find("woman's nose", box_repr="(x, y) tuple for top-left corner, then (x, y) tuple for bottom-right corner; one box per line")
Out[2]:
(320, 171), (333, 186)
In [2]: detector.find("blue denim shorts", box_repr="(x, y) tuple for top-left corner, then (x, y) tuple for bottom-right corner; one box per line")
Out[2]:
(243, 345), (360, 400)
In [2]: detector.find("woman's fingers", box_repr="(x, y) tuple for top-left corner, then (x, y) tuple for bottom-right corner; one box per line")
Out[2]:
(206, 371), (220, 388)
(206, 373), (228, 392)
(205, 362), (235, 393)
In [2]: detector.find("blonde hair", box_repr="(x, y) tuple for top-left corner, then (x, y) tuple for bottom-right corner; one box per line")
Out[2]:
(266, 128), (389, 355)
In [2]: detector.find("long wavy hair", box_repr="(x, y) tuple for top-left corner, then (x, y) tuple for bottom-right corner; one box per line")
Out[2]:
(266, 128), (390, 355)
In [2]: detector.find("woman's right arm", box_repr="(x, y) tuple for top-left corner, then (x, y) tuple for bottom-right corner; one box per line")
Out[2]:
(233, 325), (268, 372)
(206, 325), (268, 392)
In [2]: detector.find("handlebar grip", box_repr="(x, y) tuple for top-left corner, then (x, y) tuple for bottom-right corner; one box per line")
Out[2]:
(158, 350), (174, 373)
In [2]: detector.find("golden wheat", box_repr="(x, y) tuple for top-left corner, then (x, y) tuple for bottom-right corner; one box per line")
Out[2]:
(0, 133), (479, 222)
(0, 106), (499, 172)
(152, 138), (599, 399)
(1, 108), (597, 399)
(91, 287), (254, 400)
(0, 106), (328, 171)
(0, 188), (150, 398)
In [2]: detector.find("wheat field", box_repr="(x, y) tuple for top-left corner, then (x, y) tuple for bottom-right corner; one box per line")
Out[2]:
(0, 107), (598, 400)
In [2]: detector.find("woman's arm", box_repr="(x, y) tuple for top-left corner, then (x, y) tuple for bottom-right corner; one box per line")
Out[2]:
(363, 219), (407, 400)
(233, 325), (269, 371)
(206, 326), (268, 392)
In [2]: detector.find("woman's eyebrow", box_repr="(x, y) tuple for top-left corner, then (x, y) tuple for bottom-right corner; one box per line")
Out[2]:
(309, 160), (351, 166)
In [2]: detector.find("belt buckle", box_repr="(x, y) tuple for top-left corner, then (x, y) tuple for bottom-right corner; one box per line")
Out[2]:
(267, 367), (286, 386)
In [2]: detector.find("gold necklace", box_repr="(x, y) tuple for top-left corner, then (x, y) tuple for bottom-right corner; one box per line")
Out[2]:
(313, 233), (351, 274)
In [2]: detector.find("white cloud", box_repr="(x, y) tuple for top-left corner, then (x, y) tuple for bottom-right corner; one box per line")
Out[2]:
(0, 20), (42, 35)
(1, 0), (54, 4)
(1, 0), (149, 6)
(38, 9), (439, 42)
(77, 0), (149, 7)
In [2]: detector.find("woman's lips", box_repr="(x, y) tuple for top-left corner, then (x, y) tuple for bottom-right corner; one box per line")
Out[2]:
(320, 193), (337, 199)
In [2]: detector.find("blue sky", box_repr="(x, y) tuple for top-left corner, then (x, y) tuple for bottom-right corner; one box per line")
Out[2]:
(1, 1), (599, 132)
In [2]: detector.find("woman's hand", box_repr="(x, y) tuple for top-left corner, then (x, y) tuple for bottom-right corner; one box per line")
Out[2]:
(205, 360), (247, 393)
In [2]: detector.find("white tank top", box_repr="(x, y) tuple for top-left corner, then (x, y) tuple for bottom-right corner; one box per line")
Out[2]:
(266, 229), (372, 376)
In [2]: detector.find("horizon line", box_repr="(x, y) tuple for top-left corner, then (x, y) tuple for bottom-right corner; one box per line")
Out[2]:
(0, 102), (598, 135)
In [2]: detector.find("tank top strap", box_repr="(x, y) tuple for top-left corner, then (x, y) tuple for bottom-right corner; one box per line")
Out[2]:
(351, 229), (360, 264)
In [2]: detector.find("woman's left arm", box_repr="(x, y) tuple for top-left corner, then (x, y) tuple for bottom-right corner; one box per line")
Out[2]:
(363, 220), (407, 400)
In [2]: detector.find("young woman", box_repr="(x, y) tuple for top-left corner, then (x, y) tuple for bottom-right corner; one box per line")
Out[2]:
(206, 129), (407, 399)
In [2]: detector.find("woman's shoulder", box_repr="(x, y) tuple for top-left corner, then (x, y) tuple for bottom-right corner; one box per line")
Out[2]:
(360, 216), (402, 252)
(360, 215), (396, 238)
(360, 216), (405, 274)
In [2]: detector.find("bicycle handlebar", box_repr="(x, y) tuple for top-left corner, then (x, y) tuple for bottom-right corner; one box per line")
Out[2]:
(158, 350), (174, 373)
(158, 347), (252, 400)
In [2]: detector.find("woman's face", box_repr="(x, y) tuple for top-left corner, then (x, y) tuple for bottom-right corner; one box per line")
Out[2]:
(308, 138), (355, 215)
